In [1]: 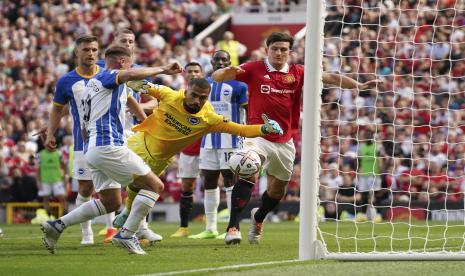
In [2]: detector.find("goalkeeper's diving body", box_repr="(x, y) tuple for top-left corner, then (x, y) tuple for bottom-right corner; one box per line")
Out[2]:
(112, 77), (284, 228)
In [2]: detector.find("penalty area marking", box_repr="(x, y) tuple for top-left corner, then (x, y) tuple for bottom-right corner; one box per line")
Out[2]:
(140, 259), (301, 276)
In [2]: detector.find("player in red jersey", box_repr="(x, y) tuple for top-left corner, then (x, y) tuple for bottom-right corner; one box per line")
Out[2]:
(212, 32), (381, 244)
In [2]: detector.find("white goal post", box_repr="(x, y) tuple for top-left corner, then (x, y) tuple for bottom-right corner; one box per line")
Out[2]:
(300, 0), (465, 260)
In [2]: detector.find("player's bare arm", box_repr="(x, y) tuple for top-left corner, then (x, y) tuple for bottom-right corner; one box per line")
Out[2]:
(322, 72), (382, 90)
(127, 96), (147, 122)
(34, 104), (70, 141)
(211, 66), (245, 82)
(117, 61), (183, 83)
(44, 103), (66, 150)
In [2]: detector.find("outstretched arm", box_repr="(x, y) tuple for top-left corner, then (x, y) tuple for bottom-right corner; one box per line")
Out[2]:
(210, 121), (263, 138)
(322, 72), (382, 90)
(211, 66), (245, 82)
(210, 114), (283, 137)
(117, 61), (182, 83)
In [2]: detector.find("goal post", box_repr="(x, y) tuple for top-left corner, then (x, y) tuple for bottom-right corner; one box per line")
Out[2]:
(299, 0), (325, 260)
(300, 0), (465, 260)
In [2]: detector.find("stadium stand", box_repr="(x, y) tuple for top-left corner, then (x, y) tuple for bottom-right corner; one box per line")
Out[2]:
(0, 0), (464, 224)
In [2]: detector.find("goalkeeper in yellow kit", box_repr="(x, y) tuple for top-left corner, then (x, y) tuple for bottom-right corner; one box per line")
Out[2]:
(113, 77), (283, 230)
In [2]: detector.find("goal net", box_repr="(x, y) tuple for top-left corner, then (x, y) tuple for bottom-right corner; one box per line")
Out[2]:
(310, 0), (465, 260)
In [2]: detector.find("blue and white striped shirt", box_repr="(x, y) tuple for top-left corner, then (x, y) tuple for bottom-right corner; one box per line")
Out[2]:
(81, 69), (129, 151)
(201, 77), (248, 149)
(53, 67), (102, 152)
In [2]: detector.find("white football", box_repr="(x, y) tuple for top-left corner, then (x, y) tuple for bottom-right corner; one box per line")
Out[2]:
(228, 150), (262, 178)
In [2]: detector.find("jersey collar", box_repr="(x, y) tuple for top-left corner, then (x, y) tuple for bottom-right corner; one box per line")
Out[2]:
(75, 66), (100, 78)
(264, 58), (289, 73)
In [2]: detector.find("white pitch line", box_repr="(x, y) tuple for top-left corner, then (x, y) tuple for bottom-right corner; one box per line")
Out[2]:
(139, 259), (301, 276)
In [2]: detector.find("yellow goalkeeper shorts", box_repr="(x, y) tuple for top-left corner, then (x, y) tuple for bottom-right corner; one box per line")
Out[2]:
(127, 132), (173, 176)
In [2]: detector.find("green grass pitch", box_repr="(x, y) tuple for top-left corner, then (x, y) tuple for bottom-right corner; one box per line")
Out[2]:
(2, 221), (465, 275)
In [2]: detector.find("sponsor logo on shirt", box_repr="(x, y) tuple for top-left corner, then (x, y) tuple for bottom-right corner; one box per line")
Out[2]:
(164, 113), (192, 135)
(264, 74), (271, 79)
(223, 89), (230, 96)
(261, 84), (271, 94)
(260, 84), (295, 94)
(78, 168), (85, 175)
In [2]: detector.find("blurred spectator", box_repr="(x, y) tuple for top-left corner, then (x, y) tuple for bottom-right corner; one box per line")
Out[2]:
(336, 174), (361, 219)
(216, 31), (247, 66)
(37, 147), (68, 217)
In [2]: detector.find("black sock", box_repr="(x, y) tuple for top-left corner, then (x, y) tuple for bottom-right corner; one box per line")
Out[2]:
(180, 191), (193, 227)
(227, 179), (254, 231)
(254, 192), (281, 223)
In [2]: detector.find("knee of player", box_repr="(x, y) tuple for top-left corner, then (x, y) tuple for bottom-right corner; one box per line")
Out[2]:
(149, 175), (165, 194)
(78, 180), (94, 197)
(101, 197), (122, 213)
(156, 181), (165, 193)
(181, 178), (196, 192)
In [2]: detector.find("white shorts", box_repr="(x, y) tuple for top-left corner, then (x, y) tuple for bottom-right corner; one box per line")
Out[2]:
(73, 151), (92, 181)
(199, 148), (236, 170)
(85, 145), (151, 192)
(242, 137), (296, 181)
(177, 153), (199, 178)
(356, 175), (382, 192)
(38, 182), (66, 197)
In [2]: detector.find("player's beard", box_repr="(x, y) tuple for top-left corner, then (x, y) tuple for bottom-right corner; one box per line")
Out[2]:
(183, 102), (200, 114)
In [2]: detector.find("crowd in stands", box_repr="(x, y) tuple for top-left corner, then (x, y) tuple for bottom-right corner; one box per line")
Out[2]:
(320, 0), (465, 218)
(1, 0), (464, 221)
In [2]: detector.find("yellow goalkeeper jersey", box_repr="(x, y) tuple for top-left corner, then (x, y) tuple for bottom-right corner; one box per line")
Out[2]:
(132, 85), (263, 160)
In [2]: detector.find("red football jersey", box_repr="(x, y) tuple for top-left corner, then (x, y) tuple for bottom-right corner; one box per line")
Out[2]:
(181, 139), (201, 156)
(236, 60), (304, 143)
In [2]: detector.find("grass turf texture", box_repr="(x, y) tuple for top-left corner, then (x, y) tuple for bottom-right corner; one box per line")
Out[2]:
(1, 221), (465, 275)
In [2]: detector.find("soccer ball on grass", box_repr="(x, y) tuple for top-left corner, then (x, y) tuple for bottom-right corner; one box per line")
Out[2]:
(228, 150), (261, 178)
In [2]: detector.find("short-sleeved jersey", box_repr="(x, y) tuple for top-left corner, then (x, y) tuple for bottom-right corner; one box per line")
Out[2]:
(97, 60), (142, 137)
(201, 77), (248, 149)
(132, 85), (263, 160)
(53, 67), (102, 151)
(81, 69), (129, 150)
(236, 59), (304, 143)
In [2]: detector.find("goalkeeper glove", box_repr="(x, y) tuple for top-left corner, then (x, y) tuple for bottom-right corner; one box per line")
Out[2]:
(261, 114), (283, 135)
(126, 80), (154, 94)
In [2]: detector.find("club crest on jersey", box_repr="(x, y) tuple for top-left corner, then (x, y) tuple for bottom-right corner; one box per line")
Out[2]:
(188, 116), (200, 125)
(283, 74), (295, 84)
(260, 84), (271, 94)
